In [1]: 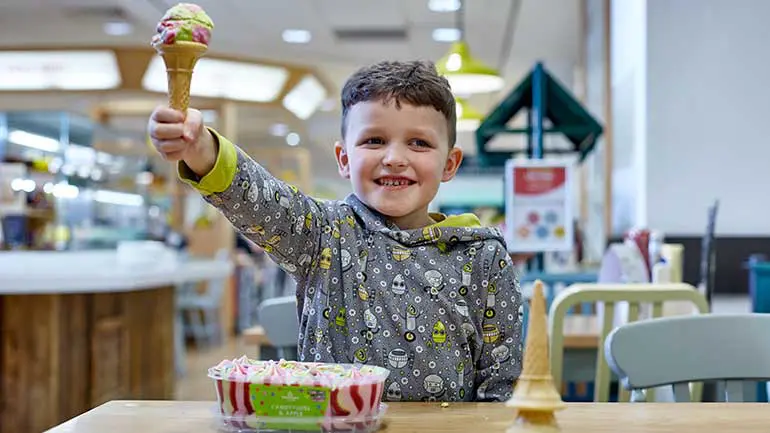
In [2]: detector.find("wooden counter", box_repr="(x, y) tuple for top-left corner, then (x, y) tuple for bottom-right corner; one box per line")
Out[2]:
(48, 400), (769, 433)
(0, 251), (232, 433)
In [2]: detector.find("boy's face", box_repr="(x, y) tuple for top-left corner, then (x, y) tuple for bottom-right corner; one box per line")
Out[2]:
(335, 100), (463, 230)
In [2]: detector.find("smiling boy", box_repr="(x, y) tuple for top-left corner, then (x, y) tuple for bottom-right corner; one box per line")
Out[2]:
(148, 60), (523, 402)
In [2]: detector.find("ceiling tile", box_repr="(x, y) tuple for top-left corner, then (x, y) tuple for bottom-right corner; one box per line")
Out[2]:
(317, 0), (407, 28)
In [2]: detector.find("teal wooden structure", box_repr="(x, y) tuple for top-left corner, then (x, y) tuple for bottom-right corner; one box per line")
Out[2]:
(475, 62), (604, 271)
(475, 62), (603, 165)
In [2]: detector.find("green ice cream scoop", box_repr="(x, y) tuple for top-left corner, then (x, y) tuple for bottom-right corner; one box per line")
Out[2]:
(152, 3), (214, 47)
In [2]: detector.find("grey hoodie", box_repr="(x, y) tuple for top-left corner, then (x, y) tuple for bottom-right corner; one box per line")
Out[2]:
(181, 133), (524, 402)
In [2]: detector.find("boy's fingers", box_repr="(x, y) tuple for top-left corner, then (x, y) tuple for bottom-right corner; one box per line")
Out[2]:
(157, 139), (188, 154)
(152, 106), (185, 123)
(148, 106), (200, 161)
(162, 149), (186, 161)
(183, 109), (203, 142)
(151, 123), (185, 140)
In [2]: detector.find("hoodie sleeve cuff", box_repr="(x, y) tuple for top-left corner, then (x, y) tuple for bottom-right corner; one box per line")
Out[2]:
(178, 127), (238, 196)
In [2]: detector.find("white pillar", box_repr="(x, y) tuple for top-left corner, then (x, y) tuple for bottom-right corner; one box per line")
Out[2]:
(609, 0), (648, 234)
(608, 0), (770, 236)
(645, 0), (770, 235)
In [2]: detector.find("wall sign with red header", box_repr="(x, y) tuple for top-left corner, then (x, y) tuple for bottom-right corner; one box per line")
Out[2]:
(504, 159), (575, 253)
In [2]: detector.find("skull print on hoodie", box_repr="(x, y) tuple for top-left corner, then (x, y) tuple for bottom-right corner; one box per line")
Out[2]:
(180, 130), (524, 402)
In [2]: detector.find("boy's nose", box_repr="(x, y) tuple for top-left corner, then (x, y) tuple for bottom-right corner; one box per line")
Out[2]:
(382, 145), (408, 168)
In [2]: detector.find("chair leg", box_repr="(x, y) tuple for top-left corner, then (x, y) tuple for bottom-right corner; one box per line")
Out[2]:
(174, 310), (187, 377)
(631, 389), (646, 402)
(203, 307), (222, 346)
(188, 308), (208, 349)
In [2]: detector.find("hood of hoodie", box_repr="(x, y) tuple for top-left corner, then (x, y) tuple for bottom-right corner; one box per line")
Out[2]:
(343, 194), (506, 250)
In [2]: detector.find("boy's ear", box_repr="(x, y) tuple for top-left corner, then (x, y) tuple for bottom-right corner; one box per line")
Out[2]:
(441, 146), (464, 182)
(334, 141), (350, 179)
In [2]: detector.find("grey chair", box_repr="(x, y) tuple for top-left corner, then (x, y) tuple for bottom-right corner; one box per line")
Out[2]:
(605, 313), (770, 402)
(257, 295), (299, 360)
(177, 248), (230, 349)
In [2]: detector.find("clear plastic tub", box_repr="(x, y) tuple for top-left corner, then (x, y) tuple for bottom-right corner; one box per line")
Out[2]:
(209, 360), (390, 433)
(213, 403), (388, 432)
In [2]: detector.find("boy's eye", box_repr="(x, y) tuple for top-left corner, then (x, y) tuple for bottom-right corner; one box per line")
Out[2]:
(362, 137), (385, 145)
(410, 139), (432, 148)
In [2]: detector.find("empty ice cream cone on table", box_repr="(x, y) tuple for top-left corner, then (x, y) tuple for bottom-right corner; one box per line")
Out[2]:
(151, 3), (214, 112)
(506, 280), (565, 432)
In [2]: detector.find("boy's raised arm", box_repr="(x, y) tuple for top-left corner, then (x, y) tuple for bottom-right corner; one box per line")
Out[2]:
(149, 107), (327, 280)
(474, 247), (524, 402)
(183, 129), (328, 279)
(184, 129), (327, 279)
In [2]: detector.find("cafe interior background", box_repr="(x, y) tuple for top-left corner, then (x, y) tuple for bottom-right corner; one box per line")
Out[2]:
(2, 0), (770, 431)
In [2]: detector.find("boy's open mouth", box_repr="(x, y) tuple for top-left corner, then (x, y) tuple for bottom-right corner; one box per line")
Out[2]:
(376, 177), (415, 188)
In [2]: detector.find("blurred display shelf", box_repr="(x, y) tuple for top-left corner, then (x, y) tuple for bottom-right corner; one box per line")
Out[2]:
(434, 173), (505, 208)
(20, 207), (55, 219)
(0, 110), (166, 250)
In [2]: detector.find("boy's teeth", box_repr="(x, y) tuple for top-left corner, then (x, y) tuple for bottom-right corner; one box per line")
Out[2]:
(381, 179), (408, 186)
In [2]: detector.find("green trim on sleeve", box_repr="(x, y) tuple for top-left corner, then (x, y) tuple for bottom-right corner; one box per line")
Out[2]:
(430, 213), (482, 228)
(177, 128), (238, 195)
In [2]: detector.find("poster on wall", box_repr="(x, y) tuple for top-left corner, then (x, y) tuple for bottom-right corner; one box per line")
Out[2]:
(504, 159), (575, 253)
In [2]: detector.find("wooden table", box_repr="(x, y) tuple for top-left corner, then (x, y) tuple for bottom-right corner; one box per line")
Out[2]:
(242, 325), (271, 359)
(47, 400), (769, 432)
(0, 251), (232, 433)
(563, 315), (600, 349)
(561, 310), (697, 350)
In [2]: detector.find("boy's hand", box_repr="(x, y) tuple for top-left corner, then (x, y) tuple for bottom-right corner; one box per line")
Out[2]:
(148, 106), (218, 177)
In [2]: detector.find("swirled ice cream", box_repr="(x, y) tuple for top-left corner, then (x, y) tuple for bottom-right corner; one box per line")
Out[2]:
(151, 3), (214, 47)
(209, 357), (382, 388)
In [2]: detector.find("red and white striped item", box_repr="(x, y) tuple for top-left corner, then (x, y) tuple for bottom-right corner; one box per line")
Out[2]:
(213, 378), (386, 431)
(324, 381), (386, 430)
(210, 359), (389, 432)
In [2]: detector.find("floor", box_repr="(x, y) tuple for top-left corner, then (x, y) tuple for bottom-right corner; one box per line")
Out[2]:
(175, 337), (252, 400)
(173, 295), (752, 400)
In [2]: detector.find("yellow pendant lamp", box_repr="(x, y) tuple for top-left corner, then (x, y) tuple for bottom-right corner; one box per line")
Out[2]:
(437, 41), (505, 95)
(455, 97), (484, 131)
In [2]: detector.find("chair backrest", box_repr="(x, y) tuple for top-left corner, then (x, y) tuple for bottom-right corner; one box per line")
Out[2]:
(660, 243), (684, 283)
(548, 283), (710, 402)
(260, 260), (289, 300)
(699, 199), (719, 306)
(202, 248), (231, 302)
(605, 313), (770, 402)
(214, 248), (230, 261)
(258, 295), (299, 348)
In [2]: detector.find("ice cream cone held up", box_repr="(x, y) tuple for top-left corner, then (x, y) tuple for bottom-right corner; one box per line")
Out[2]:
(506, 280), (565, 432)
(151, 3), (214, 112)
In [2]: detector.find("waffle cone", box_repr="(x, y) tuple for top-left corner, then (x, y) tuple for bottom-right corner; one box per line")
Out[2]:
(155, 41), (208, 112)
(521, 281), (552, 377)
(506, 280), (565, 413)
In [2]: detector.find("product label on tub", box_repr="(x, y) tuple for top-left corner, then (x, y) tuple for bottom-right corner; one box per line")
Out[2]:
(249, 384), (330, 430)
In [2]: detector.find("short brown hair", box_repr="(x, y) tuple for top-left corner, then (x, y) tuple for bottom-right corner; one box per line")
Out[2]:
(340, 60), (457, 147)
